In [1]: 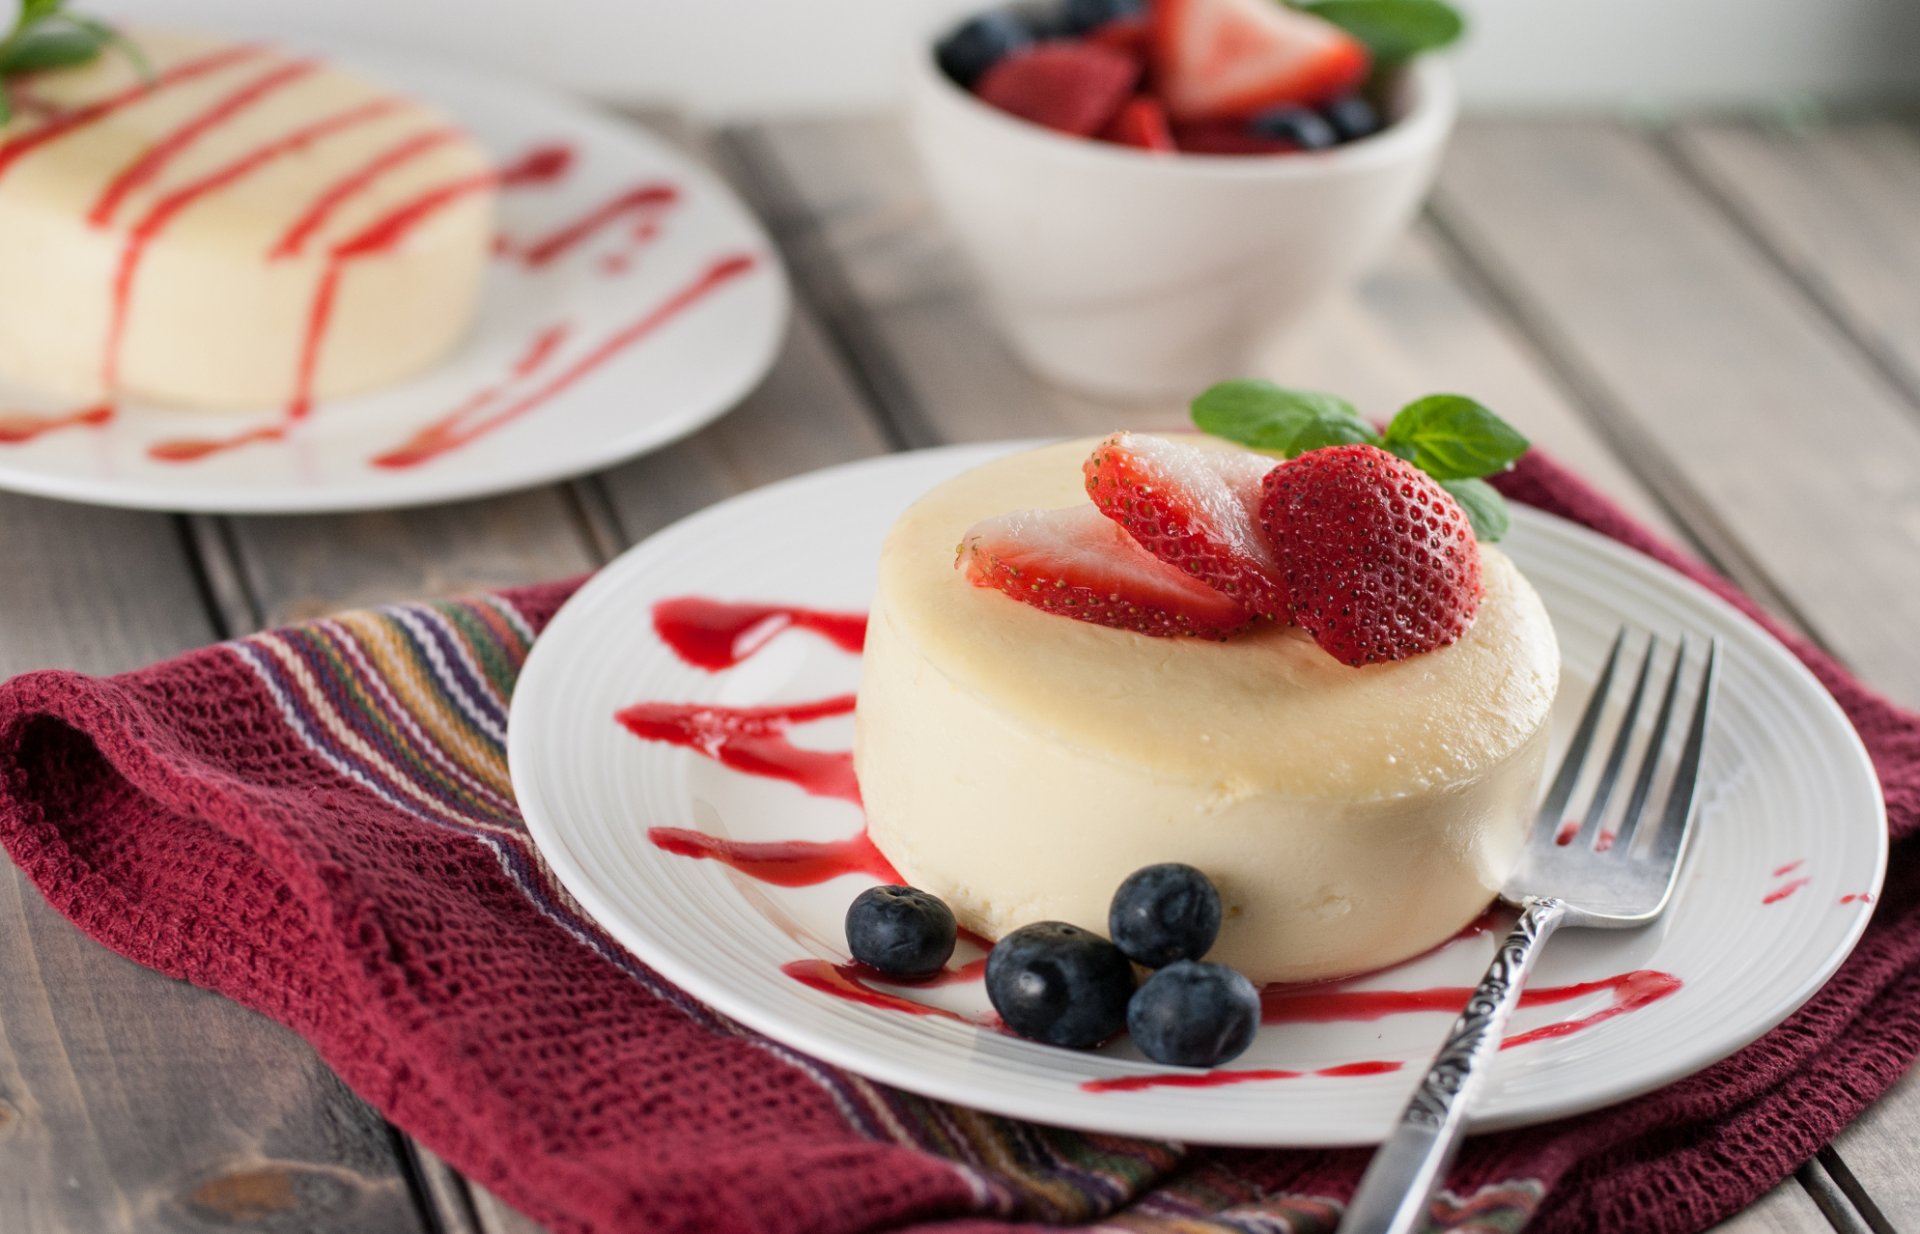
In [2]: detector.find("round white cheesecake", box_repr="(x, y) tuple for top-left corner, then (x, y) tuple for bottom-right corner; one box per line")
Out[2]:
(854, 439), (1560, 984)
(0, 31), (493, 409)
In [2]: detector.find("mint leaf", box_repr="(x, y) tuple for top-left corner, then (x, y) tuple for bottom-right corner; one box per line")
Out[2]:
(1191, 381), (1380, 455)
(1440, 477), (1509, 542)
(0, 23), (104, 73)
(69, 15), (148, 79)
(1381, 394), (1528, 481)
(1298, 0), (1465, 62)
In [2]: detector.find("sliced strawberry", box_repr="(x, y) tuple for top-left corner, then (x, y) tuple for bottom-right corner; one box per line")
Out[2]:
(1258, 444), (1482, 666)
(1086, 14), (1151, 56)
(960, 504), (1253, 639)
(1171, 119), (1297, 155)
(1102, 95), (1177, 152)
(974, 42), (1142, 138)
(1149, 0), (1370, 121)
(1084, 432), (1288, 619)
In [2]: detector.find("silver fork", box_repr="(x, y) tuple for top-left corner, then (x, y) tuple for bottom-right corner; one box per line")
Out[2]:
(1339, 629), (1720, 1234)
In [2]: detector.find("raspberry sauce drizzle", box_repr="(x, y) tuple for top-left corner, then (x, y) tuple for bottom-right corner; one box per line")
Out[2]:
(0, 43), (271, 184)
(290, 144), (573, 422)
(512, 182), (679, 267)
(1084, 972), (1683, 1094)
(652, 597), (868, 671)
(1763, 877), (1811, 905)
(104, 98), (406, 396)
(270, 128), (463, 259)
(0, 404), (112, 444)
(644, 827), (899, 886)
(781, 960), (986, 1025)
(616, 693), (859, 803)
(370, 252), (756, 469)
(88, 58), (320, 227)
(144, 144), (578, 463)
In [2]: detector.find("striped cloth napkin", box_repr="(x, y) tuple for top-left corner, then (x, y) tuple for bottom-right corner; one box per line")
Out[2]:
(0, 450), (1914, 1234)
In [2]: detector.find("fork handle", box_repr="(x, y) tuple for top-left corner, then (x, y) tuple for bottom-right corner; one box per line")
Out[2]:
(1338, 898), (1571, 1234)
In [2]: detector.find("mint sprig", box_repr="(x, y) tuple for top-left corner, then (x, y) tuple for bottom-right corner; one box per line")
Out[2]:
(1190, 383), (1528, 541)
(1295, 0), (1466, 63)
(0, 2), (147, 126)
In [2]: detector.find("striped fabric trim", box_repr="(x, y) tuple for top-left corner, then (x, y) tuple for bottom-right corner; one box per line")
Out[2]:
(226, 593), (1543, 1232)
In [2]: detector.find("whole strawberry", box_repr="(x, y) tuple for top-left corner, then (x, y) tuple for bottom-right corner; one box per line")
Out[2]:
(1259, 444), (1482, 666)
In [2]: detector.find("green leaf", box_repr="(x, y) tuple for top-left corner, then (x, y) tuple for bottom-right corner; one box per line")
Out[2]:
(1381, 394), (1529, 480)
(0, 23), (104, 74)
(69, 16), (149, 80)
(1298, 0), (1465, 62)
(1191, 380), (1380, 456)
(1440, 477), (1509, 542)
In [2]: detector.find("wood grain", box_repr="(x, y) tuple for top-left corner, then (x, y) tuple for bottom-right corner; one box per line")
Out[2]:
(1672, 116), (1920, 403)
(1432, 120), (1920, 706)
(1709, 1167), (1865, 1234)
(0, 496), (427, 1234)
(1668, 113), (1920, 1234)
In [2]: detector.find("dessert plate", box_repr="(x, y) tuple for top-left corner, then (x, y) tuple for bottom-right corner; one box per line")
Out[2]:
(510, 443), (1887, 1146)
(0, 42), (786, 514)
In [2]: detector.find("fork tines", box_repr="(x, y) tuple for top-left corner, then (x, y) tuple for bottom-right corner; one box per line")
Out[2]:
(1534, 628), (1720, 860)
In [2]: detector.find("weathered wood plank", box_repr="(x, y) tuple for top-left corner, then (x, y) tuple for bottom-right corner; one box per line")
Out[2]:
(0, 496), (428, 1234)
(1671, 115), (1920, 403)
(216, 489), (599, 631)
(1670, 111), (1920, 1234)
(1710, 1166), (1858, 1234)
(1826, 1063), (1918, 1229)
(1431, 119), (1920, 706)
(594, 298), (893, 541)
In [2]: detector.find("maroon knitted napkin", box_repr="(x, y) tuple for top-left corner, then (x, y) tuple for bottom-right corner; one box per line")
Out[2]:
(0, 452), (1914, 1234)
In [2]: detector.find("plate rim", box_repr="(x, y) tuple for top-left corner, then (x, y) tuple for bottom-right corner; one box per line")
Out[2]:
(0, 36), (791, 516)
(510, 439), (1889, 1146)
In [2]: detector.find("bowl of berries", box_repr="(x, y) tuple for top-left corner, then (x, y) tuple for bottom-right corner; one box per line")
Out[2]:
(911, 0), (1461, 399)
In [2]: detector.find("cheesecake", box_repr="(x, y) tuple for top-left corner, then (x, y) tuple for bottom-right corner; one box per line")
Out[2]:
(0, 30), (494, 410)
(853, 438), (1560, 984)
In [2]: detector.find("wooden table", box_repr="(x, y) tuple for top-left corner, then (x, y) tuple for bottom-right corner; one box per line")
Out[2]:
(1, 109), (1914, 1233)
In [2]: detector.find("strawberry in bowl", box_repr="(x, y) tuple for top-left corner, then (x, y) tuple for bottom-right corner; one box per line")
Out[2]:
(934, 0), (1461, 156)
(906, 1), (1462, 397)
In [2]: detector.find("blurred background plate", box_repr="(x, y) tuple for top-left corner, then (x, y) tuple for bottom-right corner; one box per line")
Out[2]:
(0, 41), (788, 514)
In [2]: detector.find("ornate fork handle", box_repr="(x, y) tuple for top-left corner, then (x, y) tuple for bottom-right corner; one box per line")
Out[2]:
(1338, 898), (1572, 1234)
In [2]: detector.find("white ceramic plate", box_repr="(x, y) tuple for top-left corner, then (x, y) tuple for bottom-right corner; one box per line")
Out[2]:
(0, 41), (787, 513)
(510, 443), (1887, 1146)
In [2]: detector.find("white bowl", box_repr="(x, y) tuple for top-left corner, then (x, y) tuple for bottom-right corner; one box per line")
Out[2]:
(906, 48), (1457, 400)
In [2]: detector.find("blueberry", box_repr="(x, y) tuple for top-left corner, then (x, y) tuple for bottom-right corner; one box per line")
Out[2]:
(1060, 0), (1144, 35)
(1127, 960), (1261, 1067)
(936, 11), (1035, 87)
(985, 921), (1135, 1048)
(846, 885), (957, 980)
(1322, 95), (1382, 142)
(1108, 863), (1222, 968)
(1248, 105), (1340, 151)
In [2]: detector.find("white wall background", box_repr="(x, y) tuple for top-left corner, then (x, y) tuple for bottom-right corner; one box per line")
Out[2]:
(88, 0), (1920, 115)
